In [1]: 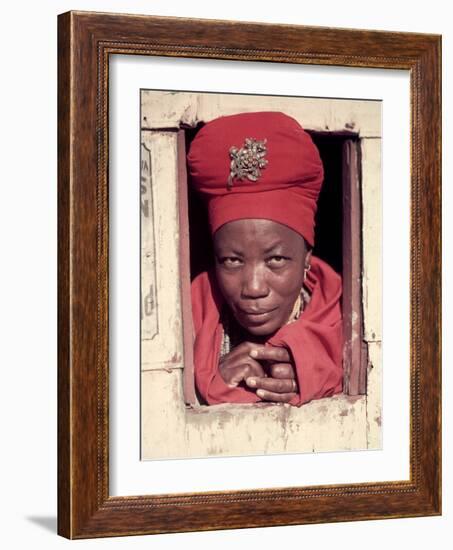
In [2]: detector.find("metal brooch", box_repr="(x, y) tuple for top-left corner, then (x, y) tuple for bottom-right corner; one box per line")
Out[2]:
(227, 137), (268, 190)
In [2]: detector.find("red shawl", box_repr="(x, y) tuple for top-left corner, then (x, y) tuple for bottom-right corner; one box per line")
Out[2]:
(191, 256), (343, 406)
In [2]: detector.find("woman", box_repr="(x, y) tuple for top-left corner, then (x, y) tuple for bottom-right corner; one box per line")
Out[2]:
(187, 111), (343, 406)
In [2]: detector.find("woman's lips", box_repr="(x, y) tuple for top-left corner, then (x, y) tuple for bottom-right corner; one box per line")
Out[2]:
(236, 306), (278, 323)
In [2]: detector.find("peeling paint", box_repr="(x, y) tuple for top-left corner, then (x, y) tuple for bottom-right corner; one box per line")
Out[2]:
(343, 395), (363, 404)
(142, 91), (382, 137)
(206, 446), (222, 456)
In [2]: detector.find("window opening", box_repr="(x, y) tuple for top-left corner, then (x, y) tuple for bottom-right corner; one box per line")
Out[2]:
(180, 127), (367, 405)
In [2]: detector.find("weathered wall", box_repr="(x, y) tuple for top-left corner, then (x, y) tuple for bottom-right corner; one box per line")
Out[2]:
(140, 91), (382, 459)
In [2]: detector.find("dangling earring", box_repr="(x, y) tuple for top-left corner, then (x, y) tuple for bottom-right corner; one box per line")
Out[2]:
(303, 262), (311, 282)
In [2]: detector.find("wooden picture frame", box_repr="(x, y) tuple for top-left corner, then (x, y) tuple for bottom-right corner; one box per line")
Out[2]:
(58, 10), (441, 538)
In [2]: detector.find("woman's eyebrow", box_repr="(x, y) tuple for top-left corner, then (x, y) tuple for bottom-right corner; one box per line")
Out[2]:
(263, 241), (285, 254)
(215, 247), (244, 257)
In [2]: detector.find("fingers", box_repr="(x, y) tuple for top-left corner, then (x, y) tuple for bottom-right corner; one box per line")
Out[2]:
(231, 344), (297, 403)
(219, 342), (292, 389)
(249, 346), (291, 364)
(226, 366), (252, 388)
(256, 389), (297, 403)
(268, 362), (295, 379)
(246, 376), (297, 394)
(220, 357), (266, 387)
(226, 341), (266, 358)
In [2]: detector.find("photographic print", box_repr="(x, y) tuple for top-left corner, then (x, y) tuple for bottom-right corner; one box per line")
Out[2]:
(140, 90), (382, 460)
(58, 11), (440, 537)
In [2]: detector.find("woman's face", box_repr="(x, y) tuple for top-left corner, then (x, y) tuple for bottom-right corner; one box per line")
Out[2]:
(213, 219), (311, 337)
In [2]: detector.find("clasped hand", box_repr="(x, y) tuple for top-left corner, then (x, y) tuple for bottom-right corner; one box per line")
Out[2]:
(219, 342), (297, 403)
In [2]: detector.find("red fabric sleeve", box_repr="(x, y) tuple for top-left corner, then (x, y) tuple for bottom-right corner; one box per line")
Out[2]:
(203, 368), (261, 405)
(191, 271), (260, 405)
(268, 319), (343, 406)
(268, 258), (343, 406)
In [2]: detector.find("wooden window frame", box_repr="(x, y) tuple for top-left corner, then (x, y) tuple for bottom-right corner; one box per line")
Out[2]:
(342, 138), (368, 395)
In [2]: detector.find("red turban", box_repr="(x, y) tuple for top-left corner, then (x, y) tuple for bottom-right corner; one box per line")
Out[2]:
(187, 111), (324, 247)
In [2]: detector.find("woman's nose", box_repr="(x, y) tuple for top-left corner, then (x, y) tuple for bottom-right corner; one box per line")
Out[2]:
(241, 265), (269, 299)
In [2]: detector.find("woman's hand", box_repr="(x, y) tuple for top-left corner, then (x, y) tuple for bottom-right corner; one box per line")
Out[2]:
(219, 342), (267, 388)
(245, 347), (298, 403)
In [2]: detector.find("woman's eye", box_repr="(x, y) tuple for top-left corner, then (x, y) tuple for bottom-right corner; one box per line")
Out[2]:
(219, 257), (242, 267)
(267, 256), (288, 267)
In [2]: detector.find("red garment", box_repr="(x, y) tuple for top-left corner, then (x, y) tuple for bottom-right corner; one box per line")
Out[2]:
(191, 256), (343, 406)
